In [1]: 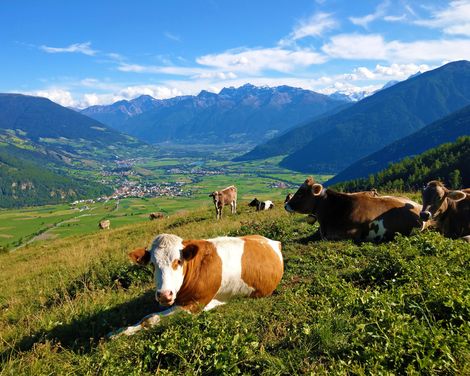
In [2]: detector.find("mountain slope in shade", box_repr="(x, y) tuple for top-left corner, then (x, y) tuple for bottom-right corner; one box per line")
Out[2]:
(0, 93), (144, 163)
(280, 61), (470, 173)
(332, 136), (470, 192)
(83, 84), (347, 144)
(328, 103), (470, 186)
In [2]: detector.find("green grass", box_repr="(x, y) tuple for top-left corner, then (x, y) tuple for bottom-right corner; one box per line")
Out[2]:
(0, 203), (469, 374)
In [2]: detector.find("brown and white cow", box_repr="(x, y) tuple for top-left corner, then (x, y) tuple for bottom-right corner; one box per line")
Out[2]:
(98, 219), (110, 230)
(209, 185), (237, 219)
(149, 212), (165, 220)
(108, 233), (283, 338)
(248, 198), (274, 211)
(285, 177), (423, 242)
(420, 181), (470, 242)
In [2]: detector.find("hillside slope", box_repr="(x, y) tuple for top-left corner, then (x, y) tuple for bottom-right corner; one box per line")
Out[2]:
(0, 93), (145, 164)
(0, 204), (468, 374)
(0, 144), (111, 208)
(83, 84), (346, 144)
(240, 61), (470, 172)
(329, 103), (470, 185)
(333, 136), (470, 192)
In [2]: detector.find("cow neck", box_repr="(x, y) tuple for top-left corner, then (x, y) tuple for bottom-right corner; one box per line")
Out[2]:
(434, 198), (451, 222)
(175, 240), (222, 311)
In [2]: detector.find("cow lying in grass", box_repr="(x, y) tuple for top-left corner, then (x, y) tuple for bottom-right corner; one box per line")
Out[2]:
(420, 181), (470, 242)
(285, 177), (423, 242)
(248, 198), (274, 211)
(109, 233), (283, 338)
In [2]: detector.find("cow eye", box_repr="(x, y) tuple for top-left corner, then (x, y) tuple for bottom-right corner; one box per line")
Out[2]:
(178, 259), (183, 266)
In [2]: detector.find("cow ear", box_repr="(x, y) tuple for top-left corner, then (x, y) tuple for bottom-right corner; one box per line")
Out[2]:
(447, 190), (466, 202)
(182, 243), (198, 261)
(312, 183), (324, 196)
(128, 248), (151, 265)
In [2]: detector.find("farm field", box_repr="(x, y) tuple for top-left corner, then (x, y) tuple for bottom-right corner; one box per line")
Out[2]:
(0, 150), (329, 251)
(0, 204), (468, 374)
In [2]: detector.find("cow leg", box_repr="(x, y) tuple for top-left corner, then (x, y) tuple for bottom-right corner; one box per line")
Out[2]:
(203, 299), (226, 311)
(107, 306), (180, 339)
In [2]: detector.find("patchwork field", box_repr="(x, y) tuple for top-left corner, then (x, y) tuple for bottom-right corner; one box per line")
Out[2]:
(0, 204), (468, 374)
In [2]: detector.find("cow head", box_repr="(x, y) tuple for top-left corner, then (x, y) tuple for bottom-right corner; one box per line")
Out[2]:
(129, 234), (197, 306)
(285, 177), (325, 214)
(209, 191), (223, 206)
(420, 181), (467, 221)
(248, 198), (260, 207)
(284, 193), (293, 204)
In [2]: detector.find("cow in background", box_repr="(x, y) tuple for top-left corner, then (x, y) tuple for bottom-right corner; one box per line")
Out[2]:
(149, 212), (165, 220)
(249, 198), (274, 211)
(209, 185), (237, 220)
(420, 181), (470, 242)
(285, 177), (422, 242)
(99, 220), (110, 230)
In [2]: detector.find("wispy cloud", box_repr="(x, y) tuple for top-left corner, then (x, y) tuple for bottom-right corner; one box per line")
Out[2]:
(39, 42), (98, 56)
(349, 0), (390, 28)
(164, 31), (181, 42)
(415, 0), (470, 37)
(281, 12), (338, 44)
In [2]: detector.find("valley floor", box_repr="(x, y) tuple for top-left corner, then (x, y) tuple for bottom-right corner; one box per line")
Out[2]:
(0, 204), (469, 374)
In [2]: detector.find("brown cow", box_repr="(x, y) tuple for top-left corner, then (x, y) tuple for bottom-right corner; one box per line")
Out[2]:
(149, 212), (165, 220)
(98, 220), (110, 230)
(285, 177), (422, 242)
(209, 185), (237, 220)
(420, 181), (470, 242)
(108, 233), (283, 338)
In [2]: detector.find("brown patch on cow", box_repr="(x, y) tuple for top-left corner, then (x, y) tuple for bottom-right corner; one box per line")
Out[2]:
(240, 235), (283, 298)
(129, 248), (151, 265)
(174, 240), (223, 313)
(172, 259), (182, 270)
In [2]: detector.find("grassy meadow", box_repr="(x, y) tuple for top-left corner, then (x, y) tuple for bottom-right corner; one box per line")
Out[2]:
(0, 201), (469, 375)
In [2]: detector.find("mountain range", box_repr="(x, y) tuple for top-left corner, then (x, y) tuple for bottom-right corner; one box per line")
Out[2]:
(328, 102), (470, 185)
(239, 61), (470, 174)
(81, 84), (347, 144)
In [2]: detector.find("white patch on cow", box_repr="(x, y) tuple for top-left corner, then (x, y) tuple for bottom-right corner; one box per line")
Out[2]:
(367, 219), (387, 241)
(263, 200), (273, 210)
(267, 239), (283, 264)
(149, 234), (185, 302)
(208, 237), (255, 301)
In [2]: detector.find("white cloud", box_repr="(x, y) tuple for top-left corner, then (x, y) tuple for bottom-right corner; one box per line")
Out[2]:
(117, 63), (207, 76)
(322, 33), (470, 63)
(322, 34), (388, 60)
(26, 88), (77, 107)
(383, 14), (407, 22)
(415, 0), (470, 36)
(196, 47), (327, 73)
(349, 0), (390, 28)
(39, 42), (98, 56)
(284, 12), (338, 42)
(164, 32), (181, 42)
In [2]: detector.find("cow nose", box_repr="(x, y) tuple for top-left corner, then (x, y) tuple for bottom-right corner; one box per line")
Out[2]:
(420, 211), (432, 221)
(156, 290), (173, 303)
(284, 203), (293, 212)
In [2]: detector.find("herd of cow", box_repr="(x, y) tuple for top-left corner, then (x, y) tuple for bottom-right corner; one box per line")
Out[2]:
(108, 178), (469, 338)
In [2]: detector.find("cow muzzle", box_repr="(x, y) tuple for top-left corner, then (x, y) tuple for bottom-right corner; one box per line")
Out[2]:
(156, 290), (175, 306)
(284, 203), (294, 213)
(419, 211), (432, 221)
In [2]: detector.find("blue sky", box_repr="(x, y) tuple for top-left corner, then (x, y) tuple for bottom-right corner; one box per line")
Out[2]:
(1, 0), (470, 107)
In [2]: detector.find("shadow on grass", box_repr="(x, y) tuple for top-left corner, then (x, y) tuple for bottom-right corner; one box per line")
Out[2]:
(1, 291), (167, 360)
